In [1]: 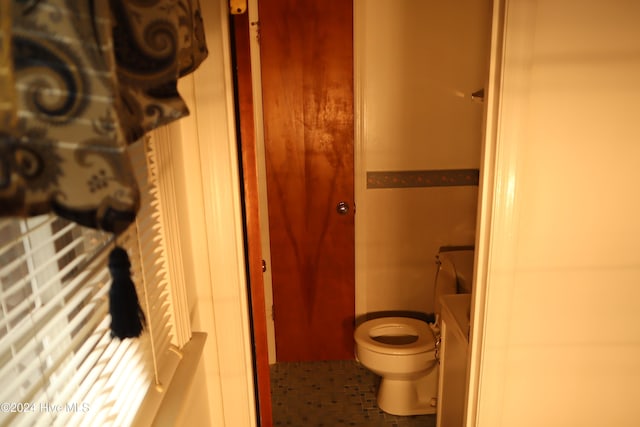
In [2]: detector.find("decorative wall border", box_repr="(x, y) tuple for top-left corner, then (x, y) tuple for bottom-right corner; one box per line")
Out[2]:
(366, 169), (480, 189)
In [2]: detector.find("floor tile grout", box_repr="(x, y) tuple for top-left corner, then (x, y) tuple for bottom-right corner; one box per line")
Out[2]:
(270, 360), (436, 427)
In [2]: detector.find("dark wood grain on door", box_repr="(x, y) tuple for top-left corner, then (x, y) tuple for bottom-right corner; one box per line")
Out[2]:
(259, 0), (355, 361)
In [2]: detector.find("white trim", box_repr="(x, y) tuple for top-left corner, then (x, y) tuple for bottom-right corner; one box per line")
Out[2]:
(465, 0), (504, 423)
(466, 0), (536, 424)
(188, 0), (257, 424)
(353, 0), (368, 320)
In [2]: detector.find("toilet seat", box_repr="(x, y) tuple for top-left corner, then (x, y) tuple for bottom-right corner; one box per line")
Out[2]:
(355, 317), (435, 355)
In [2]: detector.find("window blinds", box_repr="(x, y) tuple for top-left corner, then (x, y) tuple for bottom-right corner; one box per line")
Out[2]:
(0, 138), (177, 427)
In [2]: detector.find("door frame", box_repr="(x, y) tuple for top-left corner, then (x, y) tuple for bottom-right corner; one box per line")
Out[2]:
(246, 0), (277, 365)
(465, 0), (528, 424)
(234, 0), (510, 425)
(353, 0), (368, 320)
(230, 7), (274, 426)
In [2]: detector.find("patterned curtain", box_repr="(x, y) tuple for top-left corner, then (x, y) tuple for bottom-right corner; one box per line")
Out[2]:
(0, 0), (207, 234)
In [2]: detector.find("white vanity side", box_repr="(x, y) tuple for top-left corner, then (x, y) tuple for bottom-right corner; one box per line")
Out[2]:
(438, 294), (472, 427)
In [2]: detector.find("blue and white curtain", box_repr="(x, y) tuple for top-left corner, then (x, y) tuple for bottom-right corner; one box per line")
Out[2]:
(0, 0), (207, 233)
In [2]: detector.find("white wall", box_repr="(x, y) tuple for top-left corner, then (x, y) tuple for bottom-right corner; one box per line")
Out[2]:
(469, 0), (640, 425)
(355, 0), (492, 317)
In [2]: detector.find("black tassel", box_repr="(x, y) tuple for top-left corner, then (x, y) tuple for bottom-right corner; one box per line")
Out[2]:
(108, 246), (146, 339)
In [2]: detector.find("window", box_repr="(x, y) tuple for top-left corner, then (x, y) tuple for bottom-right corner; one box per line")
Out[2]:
(0, 137), (182, 426)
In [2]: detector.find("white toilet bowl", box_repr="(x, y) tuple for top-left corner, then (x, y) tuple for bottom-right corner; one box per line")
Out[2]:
(354, 246), (475, 416)
(354, 317), (438, 416)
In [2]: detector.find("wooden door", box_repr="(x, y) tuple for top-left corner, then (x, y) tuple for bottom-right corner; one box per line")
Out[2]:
(258, 0), (355, 362)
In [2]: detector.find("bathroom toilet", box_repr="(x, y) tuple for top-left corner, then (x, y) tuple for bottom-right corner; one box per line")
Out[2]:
(354, 247), (473, 416)
(354, 316), (439, 415)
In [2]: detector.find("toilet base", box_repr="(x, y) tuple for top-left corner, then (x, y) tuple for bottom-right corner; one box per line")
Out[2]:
(377, 368), (439, 416)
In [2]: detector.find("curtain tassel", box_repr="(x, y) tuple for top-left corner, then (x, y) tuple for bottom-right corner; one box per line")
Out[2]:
(108, 246), (146, 339)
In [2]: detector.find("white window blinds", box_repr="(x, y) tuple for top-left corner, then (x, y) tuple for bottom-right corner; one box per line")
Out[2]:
(0, 137), (180, 427)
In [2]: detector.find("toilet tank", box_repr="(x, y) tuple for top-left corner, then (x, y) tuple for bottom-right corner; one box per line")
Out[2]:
(442, 250), (474, 294)
(433, 247), (474, 316)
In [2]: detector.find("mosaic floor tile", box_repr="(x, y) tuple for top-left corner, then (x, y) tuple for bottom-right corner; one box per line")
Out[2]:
(270, 360), (436, 427)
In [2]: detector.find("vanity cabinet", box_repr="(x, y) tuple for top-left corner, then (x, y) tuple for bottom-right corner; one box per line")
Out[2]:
(437, 294), (472, 427)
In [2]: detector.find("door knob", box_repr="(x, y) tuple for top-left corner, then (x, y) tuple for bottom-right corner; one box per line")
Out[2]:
(336, 201), (350, 215)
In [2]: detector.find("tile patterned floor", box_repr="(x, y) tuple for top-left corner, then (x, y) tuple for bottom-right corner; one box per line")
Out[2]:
(270, 360), (436, 427)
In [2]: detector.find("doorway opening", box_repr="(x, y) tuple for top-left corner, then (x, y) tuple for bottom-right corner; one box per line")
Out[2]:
(231, 0), (494, 425)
